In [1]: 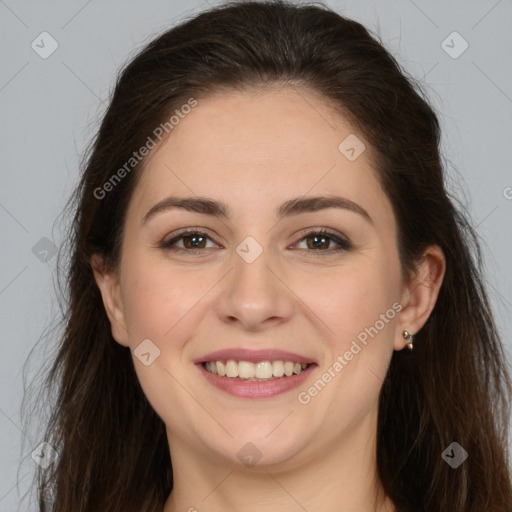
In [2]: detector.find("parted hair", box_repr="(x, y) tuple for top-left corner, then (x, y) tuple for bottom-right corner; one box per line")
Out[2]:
(25, 2), (511, 511)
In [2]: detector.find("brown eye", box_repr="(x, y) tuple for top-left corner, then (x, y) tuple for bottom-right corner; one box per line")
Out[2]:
(160, 230), (219, 253)
(294, 229), (352, 254)
(305, 234), (331, 250)
(180, 233), (208, 249)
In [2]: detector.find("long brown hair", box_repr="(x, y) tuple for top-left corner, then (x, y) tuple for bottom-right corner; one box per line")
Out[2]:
(23, 1), (511, 510)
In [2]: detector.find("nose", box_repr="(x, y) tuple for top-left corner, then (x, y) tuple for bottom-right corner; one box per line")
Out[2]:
(214, 244), (295, 332)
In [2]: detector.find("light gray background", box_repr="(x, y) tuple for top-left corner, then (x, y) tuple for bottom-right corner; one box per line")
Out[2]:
(1, 0), (511, 509)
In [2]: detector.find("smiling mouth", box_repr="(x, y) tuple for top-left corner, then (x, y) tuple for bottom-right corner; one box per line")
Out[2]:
(202, 360), (311, 381)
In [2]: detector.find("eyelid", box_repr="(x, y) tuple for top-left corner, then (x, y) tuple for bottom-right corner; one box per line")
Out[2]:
(160, 228), (223, 250)
(290, 227), (352, 252)
(159, 226), (352, 255)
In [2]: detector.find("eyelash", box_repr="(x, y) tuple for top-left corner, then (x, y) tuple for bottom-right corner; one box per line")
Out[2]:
(159, 228), (352, 256)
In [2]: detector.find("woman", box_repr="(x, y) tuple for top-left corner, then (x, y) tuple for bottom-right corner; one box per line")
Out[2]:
(27, 1), (512, 511)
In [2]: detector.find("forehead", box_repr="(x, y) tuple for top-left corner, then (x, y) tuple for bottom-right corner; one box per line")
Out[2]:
(127, 86), (393, 228)
(161, 86), (358, 172)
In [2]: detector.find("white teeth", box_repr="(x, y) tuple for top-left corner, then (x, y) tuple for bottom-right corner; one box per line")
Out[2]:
(238, 361), (255, 379)
(284, 361), (294, 376)
(255, 361), (273, 379)
(225, 360), (239, 378)
(216, 361), (226, 377)
(204, 360), (310, 380)
(272, 360), (284, 377)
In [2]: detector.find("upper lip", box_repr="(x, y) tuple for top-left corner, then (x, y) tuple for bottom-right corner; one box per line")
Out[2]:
(195, 348), (316, 365)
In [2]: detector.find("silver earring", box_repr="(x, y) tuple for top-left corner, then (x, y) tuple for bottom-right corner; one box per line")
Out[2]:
(402, 330), (414, 351)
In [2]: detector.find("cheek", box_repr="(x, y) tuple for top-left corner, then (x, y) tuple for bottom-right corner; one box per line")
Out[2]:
(297, 263), (400, 427)
(119, 256), (209, 431)
(297, 260), (400, 347)
(120, 250), (204, 343)
(120, 244), (401, 353)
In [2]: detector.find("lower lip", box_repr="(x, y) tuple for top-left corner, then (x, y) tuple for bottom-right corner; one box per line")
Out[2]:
(197, 363), (317, 399)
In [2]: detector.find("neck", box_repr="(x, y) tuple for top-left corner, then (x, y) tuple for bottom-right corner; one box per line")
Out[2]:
(162, 408), (395, 512)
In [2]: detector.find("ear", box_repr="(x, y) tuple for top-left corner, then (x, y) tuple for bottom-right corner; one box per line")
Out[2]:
(90, 253), (130, 347)
(394, 245), (446, 351)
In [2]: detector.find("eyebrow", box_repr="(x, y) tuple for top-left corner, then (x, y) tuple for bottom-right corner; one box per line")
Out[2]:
(141, 195), (373, 226)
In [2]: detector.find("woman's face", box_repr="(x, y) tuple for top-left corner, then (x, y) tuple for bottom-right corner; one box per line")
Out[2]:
(99, 86), (412, 469)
